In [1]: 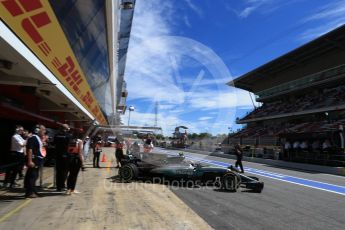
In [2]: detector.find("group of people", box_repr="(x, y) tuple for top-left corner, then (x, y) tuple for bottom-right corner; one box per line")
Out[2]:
(3, 128), (184, 198)
(3, 126), (34, 188)
(54, 124), (85, 195)
(90, 135), (126, 168)
(284, 138), (340, 154)
(2, 123), (87, 198)
(3, 124), (50, 198)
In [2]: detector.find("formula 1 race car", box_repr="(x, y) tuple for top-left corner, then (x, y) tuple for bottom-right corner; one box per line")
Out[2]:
(118, 153), (264, 193)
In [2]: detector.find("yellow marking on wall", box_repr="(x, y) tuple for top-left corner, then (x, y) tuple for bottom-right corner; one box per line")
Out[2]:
(0, 0), (107, 124)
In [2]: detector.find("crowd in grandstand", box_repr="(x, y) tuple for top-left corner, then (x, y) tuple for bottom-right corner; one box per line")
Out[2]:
(231, 119), (345, 139)
(241, 85), (345, 120)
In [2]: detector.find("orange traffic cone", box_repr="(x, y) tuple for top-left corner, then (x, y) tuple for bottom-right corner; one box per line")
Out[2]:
(101, 153), (107, 162)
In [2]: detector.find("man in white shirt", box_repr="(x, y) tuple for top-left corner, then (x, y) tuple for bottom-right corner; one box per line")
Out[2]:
(11, 128), (26, 152)
(322, 139), (331, 150)
(293, 141), (300, 149)
(4, 126), (26, 188)
(300, 141), (308, 150)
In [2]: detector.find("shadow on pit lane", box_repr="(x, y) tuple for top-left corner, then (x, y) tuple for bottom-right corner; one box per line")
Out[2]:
(83, 166), (117, 169)
(240, 189), (261, 193)
(212, 188), (262, 193)
(1, 187), (25, 194)
(260, 164), (326, 175)
(106, 175), (122, 183)
(0, 188), (70, 202)
(0, 194), (26, 202)
(212, 188), (236, 193)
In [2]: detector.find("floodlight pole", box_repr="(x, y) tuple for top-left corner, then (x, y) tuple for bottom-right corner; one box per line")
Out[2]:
(128, 106), (135, 127)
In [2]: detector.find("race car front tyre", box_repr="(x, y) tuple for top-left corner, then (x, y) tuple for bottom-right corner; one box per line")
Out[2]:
(221, 172), (241, 192)
(119, 163), (139, 182)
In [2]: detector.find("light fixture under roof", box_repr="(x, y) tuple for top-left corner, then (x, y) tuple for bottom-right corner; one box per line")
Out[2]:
(121, 1), (134, 9)
(0, 59), (13, 70)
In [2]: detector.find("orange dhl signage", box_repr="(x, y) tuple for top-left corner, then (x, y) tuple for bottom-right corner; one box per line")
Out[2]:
(0, 0), (107, 125)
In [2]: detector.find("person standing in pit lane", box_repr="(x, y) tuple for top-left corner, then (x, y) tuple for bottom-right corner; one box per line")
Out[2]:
(19, 129), (31, 178)
(83, 136), (91, 161)
(24, 124), (46, 198)
(130, 141), (140, 157)
(93, 140), (102, 168)
(115, 138), (124, 168)
(234, 143), (244, 173)
(65, 133), (84, 195)
(4, 125), (26, 188)
(54, 124), (72, 192)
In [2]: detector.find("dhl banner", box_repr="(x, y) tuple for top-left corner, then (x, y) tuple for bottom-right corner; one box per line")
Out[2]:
(0, 0), (107, 125)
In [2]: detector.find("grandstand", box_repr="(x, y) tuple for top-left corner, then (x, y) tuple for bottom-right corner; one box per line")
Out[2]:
(228, 24), (345, 166)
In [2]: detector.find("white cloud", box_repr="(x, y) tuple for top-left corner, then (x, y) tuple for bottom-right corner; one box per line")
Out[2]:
(238, 6), (258, 18)
(184, 0), (203, 17)
(122, 109), (203, 135)
(181, 77), (231, 87)
(183, 15), (192, 28)
(235, 0), (287, 19)
(188, 88), (259, 110)
(303, 0), (345, 22)
(124, 0), (255, 135)
(299, 21), (345, 41)
(198, 117), (212, 121)
(299, 1), (345, 41)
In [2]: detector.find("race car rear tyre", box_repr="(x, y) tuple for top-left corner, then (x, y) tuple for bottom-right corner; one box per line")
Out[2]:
(221, 172), (241, 192)
(119, 163), (139, 182)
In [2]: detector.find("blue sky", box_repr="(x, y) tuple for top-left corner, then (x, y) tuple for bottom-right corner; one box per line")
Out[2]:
(122, 0), (345, 136)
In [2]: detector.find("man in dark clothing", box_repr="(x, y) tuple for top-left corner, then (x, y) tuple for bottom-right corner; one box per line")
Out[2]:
(334, 125), (344, 153)
(25, 124), (46, 198)
(65, 134), (84, 195)
(54, 124), (71, 191)
(115, 139), (124, 168)
(93, 141), (102, 168)
(234, 143), (244, 173)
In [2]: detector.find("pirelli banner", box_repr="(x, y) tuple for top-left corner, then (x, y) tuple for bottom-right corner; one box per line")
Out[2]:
(0, 0), (107, 125)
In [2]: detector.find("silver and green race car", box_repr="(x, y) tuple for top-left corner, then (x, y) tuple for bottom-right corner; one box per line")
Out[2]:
(118, 152), (264, 193)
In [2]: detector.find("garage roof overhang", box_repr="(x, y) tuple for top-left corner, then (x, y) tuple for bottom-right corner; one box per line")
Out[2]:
(0, 20), (94, 127)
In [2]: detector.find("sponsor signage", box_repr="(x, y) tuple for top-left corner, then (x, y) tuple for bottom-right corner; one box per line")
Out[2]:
(0, 0), (107, 124)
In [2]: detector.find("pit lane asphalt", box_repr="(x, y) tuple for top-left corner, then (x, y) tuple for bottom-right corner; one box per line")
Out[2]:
(157, 148), (345, 230)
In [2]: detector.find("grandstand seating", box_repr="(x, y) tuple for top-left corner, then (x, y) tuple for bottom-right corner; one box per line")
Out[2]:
(240, 85), (345, 121)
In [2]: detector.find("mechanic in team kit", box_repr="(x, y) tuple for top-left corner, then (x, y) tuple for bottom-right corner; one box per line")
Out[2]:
(54, 124), (72, 192)
(115, 138), (124, 168)
(65, 133), (84, 195)
(24, 125), (46, 198)
(130, 141), (140, 157)
(234, 143), (244, 173)
(93, 140), (102, 168)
